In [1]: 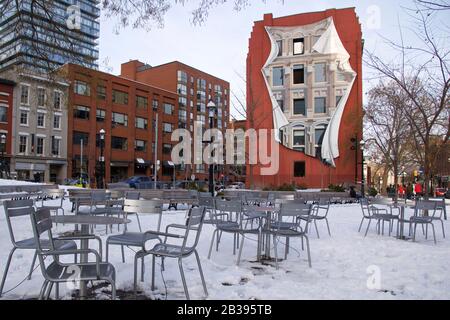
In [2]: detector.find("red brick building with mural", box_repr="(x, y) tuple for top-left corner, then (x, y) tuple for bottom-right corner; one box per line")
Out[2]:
(246, 8), (363, 189)
(0, 78), (15, 175)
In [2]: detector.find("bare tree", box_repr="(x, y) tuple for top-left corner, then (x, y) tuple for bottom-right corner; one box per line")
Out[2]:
(365, 4), (450, 199)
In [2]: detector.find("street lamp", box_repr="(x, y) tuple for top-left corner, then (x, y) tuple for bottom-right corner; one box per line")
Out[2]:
(99, 128), (105, 189)
(0, 134), (6, 178)
(360, 139), (366, 198)
(207, 99), (216, 196)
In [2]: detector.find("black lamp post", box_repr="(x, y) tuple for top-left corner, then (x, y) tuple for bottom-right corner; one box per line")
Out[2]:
(99, 128), (105, 189)
(360, 139), (366, 198)
(207, 100), (216, 196)
(0, 134), (6, 178)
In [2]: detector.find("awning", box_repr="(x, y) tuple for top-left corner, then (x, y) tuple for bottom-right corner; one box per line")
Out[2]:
(163, 161), (175, 168)
(135, 158), (152, 167)
(136, 158), (145, 164)
(110, 162), (131, 167)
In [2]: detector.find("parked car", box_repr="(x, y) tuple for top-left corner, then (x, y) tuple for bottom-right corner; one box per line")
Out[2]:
(435, 188), (447, 197)
(446, 189), (450, 199)
(122, 176), (151, 188)
(227, 182), (245, 189)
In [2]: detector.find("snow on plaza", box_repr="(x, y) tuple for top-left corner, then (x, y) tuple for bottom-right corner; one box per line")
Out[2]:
(0, 180), (449, 300)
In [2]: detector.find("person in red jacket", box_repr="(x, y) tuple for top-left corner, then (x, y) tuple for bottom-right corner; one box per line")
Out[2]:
(398, 184), (405, 198)
(414, 183), (423, 197)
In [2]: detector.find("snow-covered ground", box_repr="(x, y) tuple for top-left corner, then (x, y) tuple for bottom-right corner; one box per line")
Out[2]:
(0, 180), (449, 300)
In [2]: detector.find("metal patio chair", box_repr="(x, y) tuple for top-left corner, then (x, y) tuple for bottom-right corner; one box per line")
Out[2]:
(208, 199), (260, 265)
(358, 198), (394, 236)
(309, 198), (332, 238)
(105, 199), (163, 286)
(30, 207), (116, 300)
(269, 203), (313, 269)
(410, 200), (439, 244)
(0, 200), (77, 297)
(135, 206), (208, 299)
(38, 189), (65, 223)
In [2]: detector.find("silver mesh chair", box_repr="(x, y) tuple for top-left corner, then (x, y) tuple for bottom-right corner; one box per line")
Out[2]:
(30, 207), (116, 300)
(135, 206), (207, 299)
(0, 200), (77, 297)
(38, 189), (65, 222)
(410, 200), (439, 244)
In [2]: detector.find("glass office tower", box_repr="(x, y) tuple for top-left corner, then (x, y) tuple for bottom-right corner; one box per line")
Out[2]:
(0, 0), (99, 71)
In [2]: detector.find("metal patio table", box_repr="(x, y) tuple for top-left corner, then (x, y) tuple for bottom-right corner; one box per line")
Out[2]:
(51, 215), (130, 299)
(253, 206), (279, 261)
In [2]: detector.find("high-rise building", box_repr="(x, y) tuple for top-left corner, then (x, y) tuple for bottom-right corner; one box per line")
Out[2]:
(246, 8), (363, 188)
(0, 0), (100, 71)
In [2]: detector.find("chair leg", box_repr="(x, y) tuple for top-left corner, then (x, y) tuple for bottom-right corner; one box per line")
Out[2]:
(136, 213), (142, 232)
(325, 218), (331, 236)
(151, 255), (156, 291)
(431, 223), (437, 244)
(237, 233), (245, 265)
(440, 219), (446, 238)
(413, 223), (418, 242)
(364, 219), (372, 237)
(304, 235), (312, 268)
(426, 224), (429, 239)
(194, 250), (208, 297)
(110, 281), (116, 300)
(38, 280), (49, 300)
(121, 245), (125, 263)
(207, 229), (217, 259)
(141, 256), (145, 282)
(358, 217), (365, 232)
(178, 258), (189, 300)
(314, 220), (320, 238)
(273, 235), (279, 270)
(28, 250), (38, 280)
(284, 238), (289, 260)
(45, 282), (54, 300)
(105, 242), (109, 263)
(55, 283), (59, 300)
(133, 254), (139, 295)
(0, 247), (17, 297)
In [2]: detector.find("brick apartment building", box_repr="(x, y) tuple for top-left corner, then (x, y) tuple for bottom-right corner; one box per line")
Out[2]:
(246, 8), (363, 188)
(62, 63), (180, 185)
(0, 78), (15, 176)
(120, 60), (231, 182)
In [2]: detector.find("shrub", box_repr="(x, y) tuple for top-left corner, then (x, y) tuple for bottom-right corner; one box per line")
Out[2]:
(368, 187), (378, 197)
(328, 184), (345, 192)
(277, 183), (296, 191)
(296, 183), (308, 190)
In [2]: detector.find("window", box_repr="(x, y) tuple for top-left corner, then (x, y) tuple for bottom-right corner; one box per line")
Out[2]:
(96, 109), (105, 122)
(336, 95), (343, 107)
(197, 79), (206, 90)
(53, 91), (62, 109)
(73, 132), (89, 145)
(51, 136), (60, 156)
(73, 105), (90, 119)
(97, 85), (106, 100)
(37, 88), (45, 107)
(163, 143), (172, 155)
(163, 122), (173, 133)
(112, 112), (128, 126)
(197, 102), (206, 113)
(163, 103), (174, 115)
(20, 84), (29, 104)
(276, 40), (283, 57)
(276, 99), (284, 112)
(135, 140), (146, 152)
(293, 98), (306, 115)
(197, 115), (205, 125)
(179, 97), (187, 108)
(20, 110), (28, 125)
(178, 109), (187, 122)
(272, 67), (284, 86)
(112, 90), (128, 104)
(177, 84), (187, 96)
(19, 135), (27, 153)
(294, 161), (305, 177)
(74, 80), (90, 96)
(111, 136), (128, 150)
(135, 117), (148, 129)
(314, 97), (326, 113)
(0, 106), (7, 122)
(214, 85), (222, 95)
(53, 115), (61, 129)
(293, 64), (305, 84)
(196, 90), (206, 102)
(293, 129), (305, 150)
(315, 126), (327, 146)
(314, 63), (326, 83)
(293, 38), (304, 55)
(152, 99), (158, 110)
(177, 70), (187, 83)
(336, 70), (347, 82)
(37, 112), (45, 127)
(136, 96), (148, 109)
(36, 137), (44, 155)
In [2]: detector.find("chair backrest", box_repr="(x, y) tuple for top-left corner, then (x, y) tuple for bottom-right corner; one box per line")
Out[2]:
(198, 195), (214, 209)
(414, 200), (437, 217)
(42, 189), (65, 198)
(278, 203), (313, 230)
(359, 198), (372, 217)
(125, 191), (140, 200)
(3, 199), (35, 245)
(123, 199), (163, 230)
(215, 198), (241, 221)
(181, 206), (206, 252)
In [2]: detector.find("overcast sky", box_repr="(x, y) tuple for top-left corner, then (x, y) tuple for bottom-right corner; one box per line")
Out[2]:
(98, 0), (426, 120)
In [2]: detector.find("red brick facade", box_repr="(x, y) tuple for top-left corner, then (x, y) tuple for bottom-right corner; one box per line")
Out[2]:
(246, 9), (363, 189)
(0, 78), (15, 160)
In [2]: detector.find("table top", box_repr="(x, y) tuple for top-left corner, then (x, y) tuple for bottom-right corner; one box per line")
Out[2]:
(51, 215), (130, 225)
(254, 206), (278, 212)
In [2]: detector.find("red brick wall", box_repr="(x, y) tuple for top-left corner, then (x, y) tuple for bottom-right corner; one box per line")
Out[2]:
(246, 8), (363, 189)
(0, 80), (14, 156)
